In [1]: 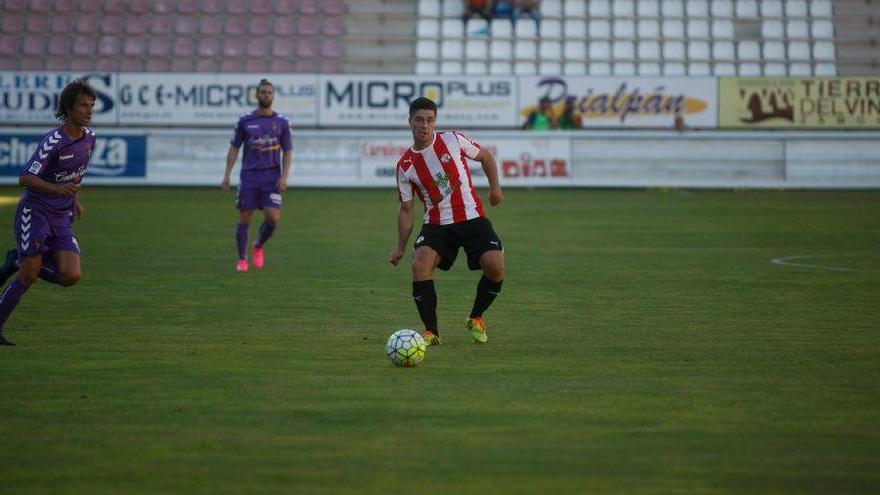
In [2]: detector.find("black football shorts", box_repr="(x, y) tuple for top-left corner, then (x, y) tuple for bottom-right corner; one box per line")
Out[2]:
(413, 217), (503, 271)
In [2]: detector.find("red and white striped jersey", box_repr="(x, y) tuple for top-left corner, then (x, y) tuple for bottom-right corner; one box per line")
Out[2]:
(396, 131), (485, 225)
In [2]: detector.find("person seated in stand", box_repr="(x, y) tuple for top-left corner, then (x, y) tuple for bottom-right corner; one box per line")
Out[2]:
(514, 0), (541, 31)
(522, 97), (556, 130)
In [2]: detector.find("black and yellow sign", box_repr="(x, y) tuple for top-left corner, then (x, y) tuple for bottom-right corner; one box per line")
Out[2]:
(719, 77), (880, 128)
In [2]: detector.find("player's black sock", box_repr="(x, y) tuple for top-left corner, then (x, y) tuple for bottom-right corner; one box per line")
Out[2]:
(412, 280), (438, 334)
(470, 276), (503, 319)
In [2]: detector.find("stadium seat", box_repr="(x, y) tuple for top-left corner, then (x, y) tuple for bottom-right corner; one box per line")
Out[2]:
(299, 0), (320, 15)
(810, 0), (833, 17)
(564, 20), (586, 38)
(761, 0), (783, 17)
(266, 58), (291, 72)
(785, 0), (808, 17)
(466, 19), (489, 36)
(688, 62), (711, 75)
(50, 17), (72, 34)
(663, 62), (686, 75)
(540, 40), (563, 60)
(248, 39), (271, 57)
(738, 62), (762, 75)
(249, 18), (272, 36)
(662, 20), (684, 38)
(735, 0), (759, 17)
(562, 1), (588, 17)
(2, 16), (21, 34)
(123, 37), (146, 56)
(418, 0), (441, 17)
(712, 20), (734, 39)
(46, 58), (68, 71)
(146, 58), (171, 72)
(465, 61), (486, 74)
(120, 58), (145, 72)
(589, 19), (611, 38)
(321, 41), (343, 59)
(298, 18), (320, 36)
(564, 40), (587, 59)
(638, 40), (661, 59)
(48, 37), (69, 56)
(221, 59), (246, 72)
(417, 40), (438, 59)
(416, 60), (439, 74)
(200, 17), (223, 35)
(541, 19), (562, 38)
(296, 39), (319, 58)
(588, 41), (610, 60)
(542, 0), (563, 17)
(440, 60), (464, 75)
(246, 59), (269, 72)
(173, 38), (195, 56)
(98, 36), (120, 56)
(176, 17), (198, 35)
(788, 41), (811, 60)
(491, 40), (513, 59)
(171, 58), (196, 72)
(688, 41), (710, 60)
(225, 17), (246, 35)
(153, 0), (174, 14)
(613, 0), (635, 16)
(272, 40), (294, 57)
(637, 0), (660, 17)
(3, 0), (25, 11)
(539, 61), (563, 74)
(198, 38), (221, 57)
(490, 19), (513, 39)
(638, 20), (660, 38)
(563, 61), (587, 74)
(488, 61), (512, 74)
(77, 17), (99, 33)
(417, 19), (440, 38)
(661, 0), (684, 17)
(762, 21), (784, 39)
(687, 20), (709, 38)
(441, 19), (465, 38)
(324, 0), (346, 15)
(148, 37), (171, 56)
(26, 16), (49, 33)
(686, 0), (708, 17)
(713, 41), (735, 61)
(663, 41), (685, 60)
(515, 20), (538, 38)
(176, 0), (198, 13)
(787, 20), (809, 39)
(465, 39), (489, 59)
(222, 37), (245, 57)
(442, 0), (464, 17)
(789, 62), (811, 75)
(613, 40), (635, 59)
(589, 62), (612, 75)
(252, 0), (272, 14)
(614, 19), (636, 37)
(21, 58), (44, 70)
(738, 41), (761, 60)
(293, 59), (317, 72)
(763, 41), (785, 60)
(514, 62), (538, 75)
(441, 39), (465, 59)
(515, 40), (537, 60)
(273, 18), (296, 36)
(323, 18), (345, 36)
(814, 63), (836, 75)
(275, 0), (298, 15)
(713, 63), (736, 75)
(80, 0), (101, 11)
(613, 62), (637, 75)
(811, 20), (834, 39)
(813, 41), (835, 60)
(638, 62), (661, 75)
(96, 59), (119, 71)
(202, 0), (223, 13)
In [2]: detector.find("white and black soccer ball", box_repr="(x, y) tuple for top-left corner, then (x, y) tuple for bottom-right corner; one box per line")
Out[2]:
(385, 329), (427, 367)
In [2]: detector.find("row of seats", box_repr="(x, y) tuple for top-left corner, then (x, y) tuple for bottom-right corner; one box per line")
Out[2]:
(420, 0), (833, 19)
(0, 57), (342, 73)
(3, 0), (345, 15)
(417, 60), (836, 76)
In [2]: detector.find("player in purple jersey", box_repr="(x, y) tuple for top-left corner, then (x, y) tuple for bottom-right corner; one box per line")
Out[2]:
(0, 80), (97, 346)
(222, 79), (293, 272)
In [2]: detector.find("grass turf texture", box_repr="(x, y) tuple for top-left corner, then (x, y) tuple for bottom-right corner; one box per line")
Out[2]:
(1, 187), (878, 494)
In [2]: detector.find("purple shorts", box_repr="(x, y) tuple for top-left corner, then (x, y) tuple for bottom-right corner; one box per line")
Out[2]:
(14, 200), (80, 259)
(236, 172), (283, 211)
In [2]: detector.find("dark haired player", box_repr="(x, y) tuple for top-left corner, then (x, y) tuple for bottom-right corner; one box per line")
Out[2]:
(0, 80), (97, 346)
(388, 97), (505, 346)
(222, 79), (293, 272)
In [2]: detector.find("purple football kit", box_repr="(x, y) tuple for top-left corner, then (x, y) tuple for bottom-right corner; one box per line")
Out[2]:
(231, 111), (292, 211)
(15, 126), (96, 258)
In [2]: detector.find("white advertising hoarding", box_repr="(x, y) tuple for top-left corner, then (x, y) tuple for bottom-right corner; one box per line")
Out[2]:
(116, 74), (318, 126)
(0, 71), (118, 125)
(518, 76), (718, 128)
(318, 75), (518, 127)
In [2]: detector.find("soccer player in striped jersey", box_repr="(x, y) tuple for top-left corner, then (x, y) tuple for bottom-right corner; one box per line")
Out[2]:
(222, 79), (293, 272)
(0, 80), (97, 346)
(388, 97), (505, 345)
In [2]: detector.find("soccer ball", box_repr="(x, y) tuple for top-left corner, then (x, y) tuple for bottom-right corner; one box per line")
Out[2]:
(385, 329), (427, 367)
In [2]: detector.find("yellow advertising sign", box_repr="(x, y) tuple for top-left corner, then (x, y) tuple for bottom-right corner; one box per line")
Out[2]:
(719, 77), (880, 128)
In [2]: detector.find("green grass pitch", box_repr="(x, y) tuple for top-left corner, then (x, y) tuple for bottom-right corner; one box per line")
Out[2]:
(1, 187), (878, 494)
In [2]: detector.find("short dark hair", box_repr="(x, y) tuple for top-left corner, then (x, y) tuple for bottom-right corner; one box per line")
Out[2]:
(55, 80), (97, 122)
(258, 78), (273, 90)
(409, 97), (437, 117)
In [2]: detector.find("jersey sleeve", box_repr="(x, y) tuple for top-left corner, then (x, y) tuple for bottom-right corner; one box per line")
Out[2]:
(455, 131), (482, 160)
(397, 162), (413, 203)
(21, 132), (58, 179)
(280, 118), (293, 152)
(230, 118), (245, 148)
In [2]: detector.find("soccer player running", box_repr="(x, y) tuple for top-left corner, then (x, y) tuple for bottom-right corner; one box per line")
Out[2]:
(388, 97), (505, 345)
(0, 80), (97, 346)
(221, 79), (293, 272)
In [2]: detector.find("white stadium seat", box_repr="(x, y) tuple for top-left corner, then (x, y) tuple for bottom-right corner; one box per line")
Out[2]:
(440, 61), (463, 74)
(638, 20), (660, 38)
(515, 20), (538, 38)
(713, 41), (735, 61)
(638, 40), (661, 59)
(814, 63), (836, 75)
(542, 19), (562, 38)
(442, 0), (464, 17)
(567, 0), (589, 16)
(490, 40), (513, 59)
(736, 0), (759, 17)
(539, 61), (563, 74)
(589, 19), (611, 38)
(813, 41), (835, 60)
(810, 0), (833, 17)
(812, 20), (834, 39)
(739, 62), (762, 75)
(711, 0), (734, 17)
(514, 62), (538, 74)
(564, 40), (587, 59)
(514, 40), (537, 59)
(418, 0), (440, 17)
(787, 20), (809, 39)
(466, 19), (489, 36)
(589, 62), (612, 75)
(661, 0), (684, 17)
(465, 39), (489, 59)
(416, 60), (438, 74)
(416, 40), (438, 59)
(613, 62), (637, 75)
(713, 63), (736, 75)
(763, 41), (786, 60)
(614, 19), (636, 37)
(440, 40), (464, 59)
(738, 41), (761, 60)
(613, 40), (635, 59)
(542, 0), (563, 17)
(712, 20), (734, 38)
(687, 19), (709, 38)
(686, 0), (708, 17)
(788, 41), (811, 60)
(663, 62), (686, 75)
(563, 61), (587, 74)
(489, 61), (512, 74)
(662, 19), (684, 37)
(465, 61), (486, 74)
(688, 41), (710, 60)
(564, 19), (586, 38)
(417, 19), (440, 38)
(688, 63), (711, 75)
(762, 20), (784, 39)
(663, 40), (685, 60)
(785, 0), (808, 17)
(441, 19), (464, 38)
(764, 63), (787, 75)
(589, 41), (611, 60)
(613, 0), (635, 16)
(490, 19), (513, 39)
(761, 0), (783, 17)
(638, 62), (661, 75)
(789, 62), (812, 75)
(540, 40), (563, 60)
(637, 0), (660, 16)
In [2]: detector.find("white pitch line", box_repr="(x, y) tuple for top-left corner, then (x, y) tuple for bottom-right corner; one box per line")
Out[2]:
(770, 253), (880, 273)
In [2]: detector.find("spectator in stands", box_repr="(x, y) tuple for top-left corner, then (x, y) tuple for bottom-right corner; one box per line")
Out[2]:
(464, 0), (492, 24)
(557, 97), (582, 130)
(514, 0), (541, 30)
(522, 96), (555, 130)
(674, 109), (685, 133)
(492, 0), (515, 21)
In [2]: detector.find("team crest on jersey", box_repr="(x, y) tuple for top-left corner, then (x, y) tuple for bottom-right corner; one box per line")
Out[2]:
(441, 153), (451, 163)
